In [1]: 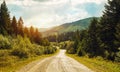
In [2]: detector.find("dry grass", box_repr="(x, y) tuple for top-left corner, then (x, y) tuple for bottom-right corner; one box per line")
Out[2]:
(67, 54), (120, 72)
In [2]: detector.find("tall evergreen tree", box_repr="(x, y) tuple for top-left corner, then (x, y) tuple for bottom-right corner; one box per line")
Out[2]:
(87, 18), (103, 57)
(115, 23), (120, 48)
(73, 30), (80, 53)
(114, 23), (120, 61)
(0, 6), (2, 34)
(23, 27), (29, 37)
(0, 1), (11, 35)
(99, 0), (120, 60)
(18, 17), (24, 36)
(29, 26), (34, 42)
(34, 28), (42, 44)
(11, 16), (17, 36)
(77, 30), (88, 56)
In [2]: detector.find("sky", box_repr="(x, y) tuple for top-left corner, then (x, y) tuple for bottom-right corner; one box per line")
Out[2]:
(0, 0), (107, 28)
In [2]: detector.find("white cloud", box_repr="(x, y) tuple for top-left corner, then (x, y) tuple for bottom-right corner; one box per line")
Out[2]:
(0, 0), (107, 28)
(71, 0), (107, 5)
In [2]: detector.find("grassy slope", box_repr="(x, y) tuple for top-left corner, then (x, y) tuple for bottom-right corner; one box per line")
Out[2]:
(67, 54), (120, 72)
(0, 49), (59, 72)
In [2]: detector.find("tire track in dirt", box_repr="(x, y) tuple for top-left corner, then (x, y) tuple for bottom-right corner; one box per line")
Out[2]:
(18, 50), (93, 72)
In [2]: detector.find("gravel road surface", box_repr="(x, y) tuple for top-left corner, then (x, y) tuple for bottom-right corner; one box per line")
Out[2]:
(18, 50), (93, 72)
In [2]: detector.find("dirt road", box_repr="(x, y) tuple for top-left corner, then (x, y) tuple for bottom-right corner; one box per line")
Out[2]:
(18, 50), (93, 72)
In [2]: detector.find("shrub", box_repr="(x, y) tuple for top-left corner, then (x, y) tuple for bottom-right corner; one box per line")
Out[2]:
(67, 47), (75, 54)
(31, 45), (44, 56)
(43, 46), (57, 54)
(0, 35), (11, 49)
(11, 48), (29, 58)
(115, 50), (120, 62)
(0, 35), (57, 60)
(77, 43), (86, 56)
(11, 36), (31, 58)
(65, 41), (75, 54)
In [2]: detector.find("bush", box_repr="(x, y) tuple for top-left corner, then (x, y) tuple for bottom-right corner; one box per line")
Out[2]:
(0, 35), (57, 59)
(31, 45), (44, 56)
(11, 36), (31, 58)
(65, 41), (75, 54)
(59, 42), (66, 49)
(11, 48), (29, 58)
(115, 50), (120, 62)
(67, 47), (75, 54)
(43, 46), (57, 54)
(77, 43), (86, 56)
(0, 35), (11, 49)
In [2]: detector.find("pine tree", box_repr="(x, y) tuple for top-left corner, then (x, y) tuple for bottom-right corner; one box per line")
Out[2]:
(29, 26), (34, 42)
(77, 30), (88, 56)
(35, 28), (42, 44)
(87, 18), (104, 57)
(115, 23), (120, 48)
(0, 1), (11, 35)
(73, 30), (81, 53)
(0, 6), (2, 34)
(18, 17), (24, 36)
(99, 0), (120, 60)
(114, 23), (120, 62)
(23, 27), (29, 37)
(11, 16), (17, 36)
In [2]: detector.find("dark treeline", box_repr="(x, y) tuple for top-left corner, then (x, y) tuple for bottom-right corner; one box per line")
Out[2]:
(46, 32), (75, 42)
(47, 0), (120, 62)
(0, 1), (50, 46)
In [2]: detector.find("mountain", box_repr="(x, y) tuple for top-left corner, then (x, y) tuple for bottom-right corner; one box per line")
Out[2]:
(39, 28), (51, 32)
(42, 17), (99, 36)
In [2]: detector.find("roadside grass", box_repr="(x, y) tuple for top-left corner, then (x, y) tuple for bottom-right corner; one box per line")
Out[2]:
(66, 54), (120, 72)
(0, 49), (59, 72)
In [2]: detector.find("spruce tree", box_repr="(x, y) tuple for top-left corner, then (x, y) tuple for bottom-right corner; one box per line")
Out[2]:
(0, 6), (2, 34)
(114, 23), (120, 62)
(23, 27), (29, 37)
(34, 28), (42, 44)
(77, 30), (88, 56)
(0, 1), (11, 35)
(11, 16), (17, 36)
(18, 17), (24, 36)
(73, 30), (80, 53)
(115, 23), (120, 48)
(30, 26), (34, 42)
(87, 18), (103, 57)
(99, 0), (120, 60)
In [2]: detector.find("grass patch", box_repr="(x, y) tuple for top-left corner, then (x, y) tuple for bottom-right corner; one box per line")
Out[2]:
(0, 49), (59, 72)
(67, 54), (120, 72)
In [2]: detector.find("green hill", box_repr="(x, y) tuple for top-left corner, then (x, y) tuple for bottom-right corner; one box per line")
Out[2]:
(42, 17), (99, 36)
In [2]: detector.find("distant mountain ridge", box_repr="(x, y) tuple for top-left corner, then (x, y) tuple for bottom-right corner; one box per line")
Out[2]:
(39, 28), (51, 32)
(42, 17), (99, 36)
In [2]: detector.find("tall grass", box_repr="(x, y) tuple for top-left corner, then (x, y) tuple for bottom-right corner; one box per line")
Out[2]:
(67, 54), (120, 72)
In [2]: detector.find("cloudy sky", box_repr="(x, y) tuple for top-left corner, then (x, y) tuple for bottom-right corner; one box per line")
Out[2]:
(0, 0), (107, 28)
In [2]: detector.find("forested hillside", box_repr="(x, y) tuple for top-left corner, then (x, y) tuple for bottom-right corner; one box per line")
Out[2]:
(42, 17), (98, 36)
